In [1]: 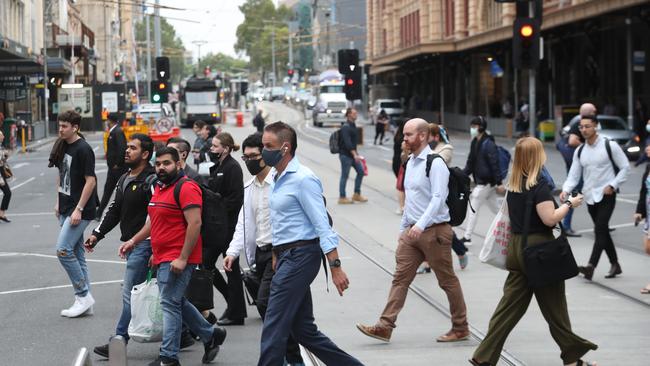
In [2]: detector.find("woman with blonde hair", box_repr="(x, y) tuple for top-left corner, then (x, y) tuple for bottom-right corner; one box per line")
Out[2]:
(0, 130), (11, 222)
(471, 137), (597, 366)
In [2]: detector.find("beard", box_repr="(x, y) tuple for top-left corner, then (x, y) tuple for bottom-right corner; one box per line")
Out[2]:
(156, 168), (178, 184)
(124, 157), (141, 168)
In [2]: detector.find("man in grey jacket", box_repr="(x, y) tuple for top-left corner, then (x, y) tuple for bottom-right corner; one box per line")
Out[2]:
(223, 133), (304, 365)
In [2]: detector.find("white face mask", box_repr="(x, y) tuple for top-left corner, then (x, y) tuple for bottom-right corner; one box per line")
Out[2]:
(470, 127), (479, 139)
(646, 124), (650, 133)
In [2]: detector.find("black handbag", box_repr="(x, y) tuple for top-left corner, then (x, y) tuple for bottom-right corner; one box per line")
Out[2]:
(185, 266), (214, 312)
(522, 191), (579, 288)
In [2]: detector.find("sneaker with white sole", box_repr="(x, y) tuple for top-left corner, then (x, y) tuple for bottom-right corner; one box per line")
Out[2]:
(61, 293), (95, 318)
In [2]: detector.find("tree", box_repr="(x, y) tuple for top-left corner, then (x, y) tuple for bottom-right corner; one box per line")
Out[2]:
(198, 53), (249, 74)
(235, 0), (293, 75)
(135, 17), (187, 85)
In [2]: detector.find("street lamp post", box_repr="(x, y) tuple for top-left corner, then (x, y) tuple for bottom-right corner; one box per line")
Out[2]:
(192, 40), (207, 71)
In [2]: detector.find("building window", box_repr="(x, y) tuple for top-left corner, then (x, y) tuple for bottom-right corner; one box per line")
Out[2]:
(382, 28), (387, 54)
(445, 0), (455, 37)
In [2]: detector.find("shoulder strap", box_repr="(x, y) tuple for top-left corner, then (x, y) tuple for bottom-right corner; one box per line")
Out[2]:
(603, 137), (620, 174)
(173, 178), (187, 209)
(577, 143), (585, 160)
(426, 153), (445, 177)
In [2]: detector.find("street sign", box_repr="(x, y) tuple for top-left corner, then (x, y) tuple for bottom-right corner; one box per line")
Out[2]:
(0, 76), (28, 101)
(634, 51), (645, 72)
(58, 87), (93, 117)
(101, 92), (119, 112)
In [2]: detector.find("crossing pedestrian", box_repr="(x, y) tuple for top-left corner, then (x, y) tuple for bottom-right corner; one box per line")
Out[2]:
(395, 140), (410, 215)
(53, 110), (98, 318)
(338, 108), (368, 204)
(253, 109), (265, 133)
(0, 130), (11, 222)
(206, 132), (247, 326)
(633, 144), (650, 295)
(121, 147), (226, 366)
(191, 120), (207, 166)
(557, 103), (598, 237)
(167, 137), (202, 183)
(561, 115), (630, 280)
(357, 118), (469, 343)
(96, 114), (127, 220)
(471, 137), (597, 366)
(374, 109), (389, 145)
(223, 132), (305, 365)
(462, 116), (505, 245)
(258, 121), (362, 366)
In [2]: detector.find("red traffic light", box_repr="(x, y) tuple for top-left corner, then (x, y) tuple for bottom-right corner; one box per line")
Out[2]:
(114, 71), (120, 77)
(520, 24), (534, 38)
(288, 69), (294, 76)
(346, 78), (354, 86)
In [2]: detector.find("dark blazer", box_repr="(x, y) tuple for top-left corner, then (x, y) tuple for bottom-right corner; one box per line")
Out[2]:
(463, 134), (502, 186)
(107, 125), (127, 169)
(636, 164), (650, 217)
(208, 154), (244, 238)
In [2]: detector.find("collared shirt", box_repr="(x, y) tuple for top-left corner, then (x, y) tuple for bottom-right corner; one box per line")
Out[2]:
(562, 135), (630, 205)
(269, 157), (338, 254)
(400, 145), (450, 232)
(251, 174), (273, 247)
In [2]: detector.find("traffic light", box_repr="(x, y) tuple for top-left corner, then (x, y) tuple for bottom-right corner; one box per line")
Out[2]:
(155, 56), (170, 80)
(338, 49), (359, 75)
(343, 67), (362, 101)
(287, 69), (294, 78)
(513, 17), (540, 69)
(151, 80), (170, 103)
(113, 69), (122, 81)
(240, 81), (249, 96)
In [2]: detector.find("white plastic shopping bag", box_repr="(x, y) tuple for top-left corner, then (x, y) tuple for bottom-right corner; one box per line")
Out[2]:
(479, 194), (511, 270)
(128, 271), (163, 343)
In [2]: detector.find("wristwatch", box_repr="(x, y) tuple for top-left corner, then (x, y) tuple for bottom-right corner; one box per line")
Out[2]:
(328, 258), (341, 268)
(564, 200), (573, 208)
(76, 206), (84, 212)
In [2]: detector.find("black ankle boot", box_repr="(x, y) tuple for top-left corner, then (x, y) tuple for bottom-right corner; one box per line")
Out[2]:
(604, 262), (622, 278)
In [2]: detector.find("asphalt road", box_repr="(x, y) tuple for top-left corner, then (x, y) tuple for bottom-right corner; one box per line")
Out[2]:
(1, 102), (649, 365)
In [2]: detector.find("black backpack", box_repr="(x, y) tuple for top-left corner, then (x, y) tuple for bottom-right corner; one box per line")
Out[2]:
(173, 177), (228, 248)
(576, 137), (619, 174)
(424, 154), (473, 227)
(329, 129), (341, 154)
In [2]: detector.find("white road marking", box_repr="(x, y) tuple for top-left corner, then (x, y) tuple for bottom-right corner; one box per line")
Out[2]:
(0, 252), (126, 265)
(11, 177), (36, 190)
(616, 197), (637, 205)
(11, 162), (29, 169)
(6, 212), (53, 217)
(0, 279), (123, 295)
(575, 222), (637, 234)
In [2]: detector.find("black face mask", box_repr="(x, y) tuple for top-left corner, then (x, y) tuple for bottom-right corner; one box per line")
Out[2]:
(245, 159), (264, 176)
(208, 151), (221, 162)
(156, 168), (178, 185)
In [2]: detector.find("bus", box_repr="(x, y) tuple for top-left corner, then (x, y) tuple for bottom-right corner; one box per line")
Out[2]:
(179, 77), (222, 127)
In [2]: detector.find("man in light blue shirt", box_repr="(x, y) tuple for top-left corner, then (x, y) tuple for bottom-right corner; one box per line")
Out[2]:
(357, 118), (469, 344)
(257, 122), (362, 366)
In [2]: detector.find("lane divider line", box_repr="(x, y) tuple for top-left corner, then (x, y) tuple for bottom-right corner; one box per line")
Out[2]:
(0, 279), (122, 296)
(11, 177), (36, 190)
(0, 252), (126, 265)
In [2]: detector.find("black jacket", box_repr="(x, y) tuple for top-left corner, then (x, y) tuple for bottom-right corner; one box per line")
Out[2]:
(208, 154), (244, 238)
(107, 125), (127, 169)
(463, 134), (502, 185)
(92, 165), (156, 242)
(340, 120), (358, 158)
(636, 164), (650, 217)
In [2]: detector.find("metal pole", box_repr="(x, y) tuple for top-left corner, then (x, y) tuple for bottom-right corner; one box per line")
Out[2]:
(288, 31), (293, 70)
(154, 0), (162, 57)
(528, 1), (536, 138)
(626, 17), (634, 130)
(271, 27), (276, 87)
(146, 13), (152, 101)
(43, 0), (50, 132)
(103, 4), (109, 81)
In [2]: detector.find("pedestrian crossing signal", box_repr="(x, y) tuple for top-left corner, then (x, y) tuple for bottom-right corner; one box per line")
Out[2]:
(513, 18), (540, 69)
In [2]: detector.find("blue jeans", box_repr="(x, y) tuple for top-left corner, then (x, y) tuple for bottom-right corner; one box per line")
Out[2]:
(258, 244), (362, 366)
(339, 154), (364, 198)
(56, 215), (91, 296)
(115, 240), (152, 341)
(562, 179), (584, 231)
(157, 262), (214, 360)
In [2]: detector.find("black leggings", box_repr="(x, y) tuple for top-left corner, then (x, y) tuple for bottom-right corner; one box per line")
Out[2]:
(587, 193), (618, 267)
(0, 176), (10, 211)
(374, 124), (385, 144)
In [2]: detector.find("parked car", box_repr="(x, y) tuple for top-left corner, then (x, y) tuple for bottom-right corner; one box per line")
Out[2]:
(270, 87), (285, 101)
(561, 114), (638, 160)
(370, 99), (403, 124)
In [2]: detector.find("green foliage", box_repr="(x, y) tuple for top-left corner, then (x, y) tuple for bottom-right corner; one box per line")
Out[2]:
(135, 17), (186, 84)
(198, 53), (249, 74)
(235, 0), (293, 74)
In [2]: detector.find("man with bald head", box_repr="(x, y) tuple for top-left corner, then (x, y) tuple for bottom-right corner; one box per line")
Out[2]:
(560, 103), (598, 236)
(357, 118), (469, 343)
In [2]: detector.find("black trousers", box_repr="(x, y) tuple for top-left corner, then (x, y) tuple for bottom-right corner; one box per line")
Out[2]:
(203, 242), (247, 320)
(586, 193), (618, 267)
(255, 246), (303, 364)
(0, 175), (10, 211)
(97, 166), (126, 218)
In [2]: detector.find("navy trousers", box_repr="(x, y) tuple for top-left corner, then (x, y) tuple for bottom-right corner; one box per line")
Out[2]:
(258, 244), (363, 366)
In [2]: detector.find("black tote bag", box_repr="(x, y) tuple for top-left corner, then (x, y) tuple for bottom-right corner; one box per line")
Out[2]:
(522, 190), (579, 288)
(185, 266), (214, 312)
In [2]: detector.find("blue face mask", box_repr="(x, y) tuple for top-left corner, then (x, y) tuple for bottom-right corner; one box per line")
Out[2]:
(262, 146), (284, 167)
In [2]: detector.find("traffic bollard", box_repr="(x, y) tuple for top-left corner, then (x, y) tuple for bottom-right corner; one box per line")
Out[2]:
(236, 111), (244, 127)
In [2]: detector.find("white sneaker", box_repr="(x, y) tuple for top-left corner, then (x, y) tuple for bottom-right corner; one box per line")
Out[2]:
(84, 305), (94, 316)
(61, 293), (95, 318)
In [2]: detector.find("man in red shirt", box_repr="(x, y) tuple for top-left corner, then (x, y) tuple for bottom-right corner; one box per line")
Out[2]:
(123, 147), (226, 366)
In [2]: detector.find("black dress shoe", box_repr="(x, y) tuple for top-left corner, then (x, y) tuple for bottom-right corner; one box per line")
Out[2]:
(604, 262), (622, 278)
(564, 229), (582, 238)
(0, 216), (11, 223)
(216, 317), (244, 326)
(578, 264), (594, 280)
(180, 329), (195, 349)
(205, 311), (217, 325)
(93, 344), (109, 358)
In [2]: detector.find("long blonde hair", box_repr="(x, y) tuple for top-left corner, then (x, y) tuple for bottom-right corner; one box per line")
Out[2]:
(507, 137), (546, 193)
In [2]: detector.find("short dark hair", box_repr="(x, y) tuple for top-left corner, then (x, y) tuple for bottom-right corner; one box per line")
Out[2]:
(130, 133), (154, 158)
(166, 137), (191, 153)
(155, 146), (180, 162)
(470, 115), (487, 132)
(58, 110), (82, 126)
(242, 132), (263, 152)
(345, 108), (356, 117)
(264, 121), (297, 156)
(194, 120), (206, 129)
(107, 113), (120, 123)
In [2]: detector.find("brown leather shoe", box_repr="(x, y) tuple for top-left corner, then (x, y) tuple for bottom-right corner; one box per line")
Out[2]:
(356, 323), (392, 342)
(352, 193), (368, 202)
(436, 329), (470, 342)
(338, 197), (354, 204)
